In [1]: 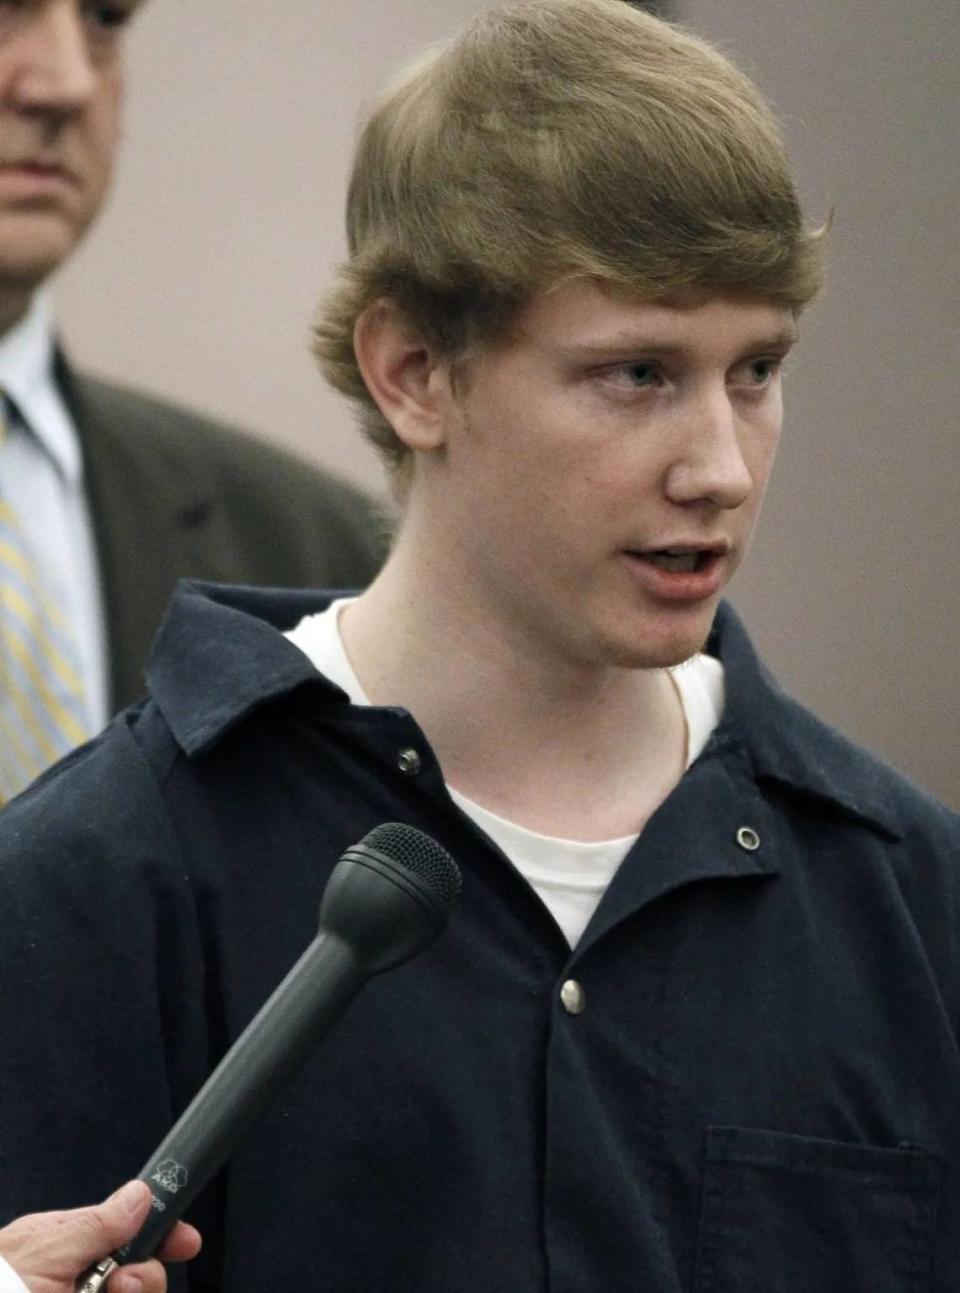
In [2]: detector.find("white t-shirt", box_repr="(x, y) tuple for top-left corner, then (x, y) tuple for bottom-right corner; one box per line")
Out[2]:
(286, 600), (724, 947)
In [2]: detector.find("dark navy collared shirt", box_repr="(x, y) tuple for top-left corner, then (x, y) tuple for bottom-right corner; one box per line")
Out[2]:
(1, 582), (958, 1292)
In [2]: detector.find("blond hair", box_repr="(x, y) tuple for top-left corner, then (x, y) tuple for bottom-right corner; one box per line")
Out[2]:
(315, 0), (826, 482)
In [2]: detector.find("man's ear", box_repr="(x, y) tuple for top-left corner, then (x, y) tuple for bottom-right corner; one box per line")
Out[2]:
(353, 301), (450, 452)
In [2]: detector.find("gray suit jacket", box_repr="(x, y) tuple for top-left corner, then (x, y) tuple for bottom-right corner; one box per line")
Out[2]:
(58, 358), (385, 712)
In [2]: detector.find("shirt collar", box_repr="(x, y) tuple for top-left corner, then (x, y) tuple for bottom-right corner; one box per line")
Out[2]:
(0, 293), (82, 483)
(708, 604), (904, 840)
(148, 582), (904, 842)
(147, 580), (350, 754)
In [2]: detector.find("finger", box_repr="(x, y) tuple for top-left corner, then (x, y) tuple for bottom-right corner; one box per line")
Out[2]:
(17, 1182), (153, 1268)
(97, 1181), (156, 1248)
(108, 1257), (165, 1293)
(154, 1220), (202, 1264)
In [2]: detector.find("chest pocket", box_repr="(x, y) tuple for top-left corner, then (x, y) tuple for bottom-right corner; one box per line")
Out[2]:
(692, 1126), (942, 1293)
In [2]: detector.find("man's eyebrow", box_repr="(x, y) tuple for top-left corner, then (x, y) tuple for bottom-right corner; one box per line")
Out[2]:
(559, 326), (800, 358)
(747, 326), (800, 352)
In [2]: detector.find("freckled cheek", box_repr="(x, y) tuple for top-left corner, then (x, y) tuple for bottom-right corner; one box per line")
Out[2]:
(488, 461), (596, 558)
(741, 416), (782, 487)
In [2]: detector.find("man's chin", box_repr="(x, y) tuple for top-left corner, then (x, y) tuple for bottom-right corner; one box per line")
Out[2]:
(608, 619), (717, 672)
(0, 214), (85, 294)
(618, 646), (711, 673)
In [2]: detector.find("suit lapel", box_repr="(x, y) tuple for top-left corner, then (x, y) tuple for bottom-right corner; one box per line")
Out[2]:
(57, 353), (220, 712)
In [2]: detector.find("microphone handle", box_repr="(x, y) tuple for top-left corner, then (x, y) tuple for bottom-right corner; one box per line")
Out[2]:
(120, 930), (365, 1263)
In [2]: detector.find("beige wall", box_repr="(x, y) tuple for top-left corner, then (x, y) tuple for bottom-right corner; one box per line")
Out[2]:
(673, 0), (958, 809)
(54, 1), (958, 807)
(54, 0), (499, 486)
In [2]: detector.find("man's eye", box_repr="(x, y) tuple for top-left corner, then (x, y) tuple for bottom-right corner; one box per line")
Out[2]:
(84, 3), (136, 33)
(734, 356), (786, 390)
(592, 360), (666, 399)
(735, 357), (782, 388)
(625, 362), (660, 387)
(604, 361), (661, 390)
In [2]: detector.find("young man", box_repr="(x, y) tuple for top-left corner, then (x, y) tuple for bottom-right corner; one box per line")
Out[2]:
(0, 0), (382, 802)
(0, 1), (957, 1289)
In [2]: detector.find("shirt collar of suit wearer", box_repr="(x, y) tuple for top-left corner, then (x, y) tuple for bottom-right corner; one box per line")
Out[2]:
(0, 292), (82, 485)
(146, 581), (906, 846)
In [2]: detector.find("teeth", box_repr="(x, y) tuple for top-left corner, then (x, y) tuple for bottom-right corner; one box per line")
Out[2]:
(645, 551), (701, 573)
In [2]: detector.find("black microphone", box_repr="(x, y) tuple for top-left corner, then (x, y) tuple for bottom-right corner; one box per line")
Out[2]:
(76, 822), (460, 1291)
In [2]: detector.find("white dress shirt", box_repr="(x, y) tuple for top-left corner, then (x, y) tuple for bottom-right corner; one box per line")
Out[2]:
(0, 294), (109, 733)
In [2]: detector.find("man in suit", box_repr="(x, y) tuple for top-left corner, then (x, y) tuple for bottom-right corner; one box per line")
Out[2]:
(0, 0), (381, 798)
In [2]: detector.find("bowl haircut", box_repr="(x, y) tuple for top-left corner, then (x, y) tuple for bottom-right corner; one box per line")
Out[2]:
(314, 0), (826, 492)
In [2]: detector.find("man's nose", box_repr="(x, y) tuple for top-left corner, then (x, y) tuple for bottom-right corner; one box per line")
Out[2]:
(6, 2), (98, 114)
(663, 387), (754, 511)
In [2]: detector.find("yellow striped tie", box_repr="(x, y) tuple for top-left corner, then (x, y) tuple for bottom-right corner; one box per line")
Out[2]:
(0, 396), (91, 804)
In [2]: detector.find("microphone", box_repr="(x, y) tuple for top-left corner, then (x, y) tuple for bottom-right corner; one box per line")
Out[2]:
(76, 822), (460, 1291)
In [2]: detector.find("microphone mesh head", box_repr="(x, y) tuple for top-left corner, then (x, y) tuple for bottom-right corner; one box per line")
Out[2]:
(361, 822), (461, 911)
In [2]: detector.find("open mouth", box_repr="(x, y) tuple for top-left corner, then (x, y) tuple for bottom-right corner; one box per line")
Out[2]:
(637, 549), (713, 574)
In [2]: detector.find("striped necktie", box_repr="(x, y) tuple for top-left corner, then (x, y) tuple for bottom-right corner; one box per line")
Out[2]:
(0, 395), (91, 804)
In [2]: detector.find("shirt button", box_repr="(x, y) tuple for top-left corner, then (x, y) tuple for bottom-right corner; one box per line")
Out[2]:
(736, 825), (761, 851)
(397, 748), (421, 775)
(560, 979), (586, 1015)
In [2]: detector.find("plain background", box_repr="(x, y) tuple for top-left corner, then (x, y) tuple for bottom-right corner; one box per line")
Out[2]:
(53, 0), (958, 808)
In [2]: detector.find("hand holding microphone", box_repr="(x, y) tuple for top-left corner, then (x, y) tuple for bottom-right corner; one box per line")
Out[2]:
(0, 1181), (199, 1293)
(75, 823), (461, 1291)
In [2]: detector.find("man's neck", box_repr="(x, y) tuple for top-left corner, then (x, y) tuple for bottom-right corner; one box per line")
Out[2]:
(340, 549), (687, 841)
